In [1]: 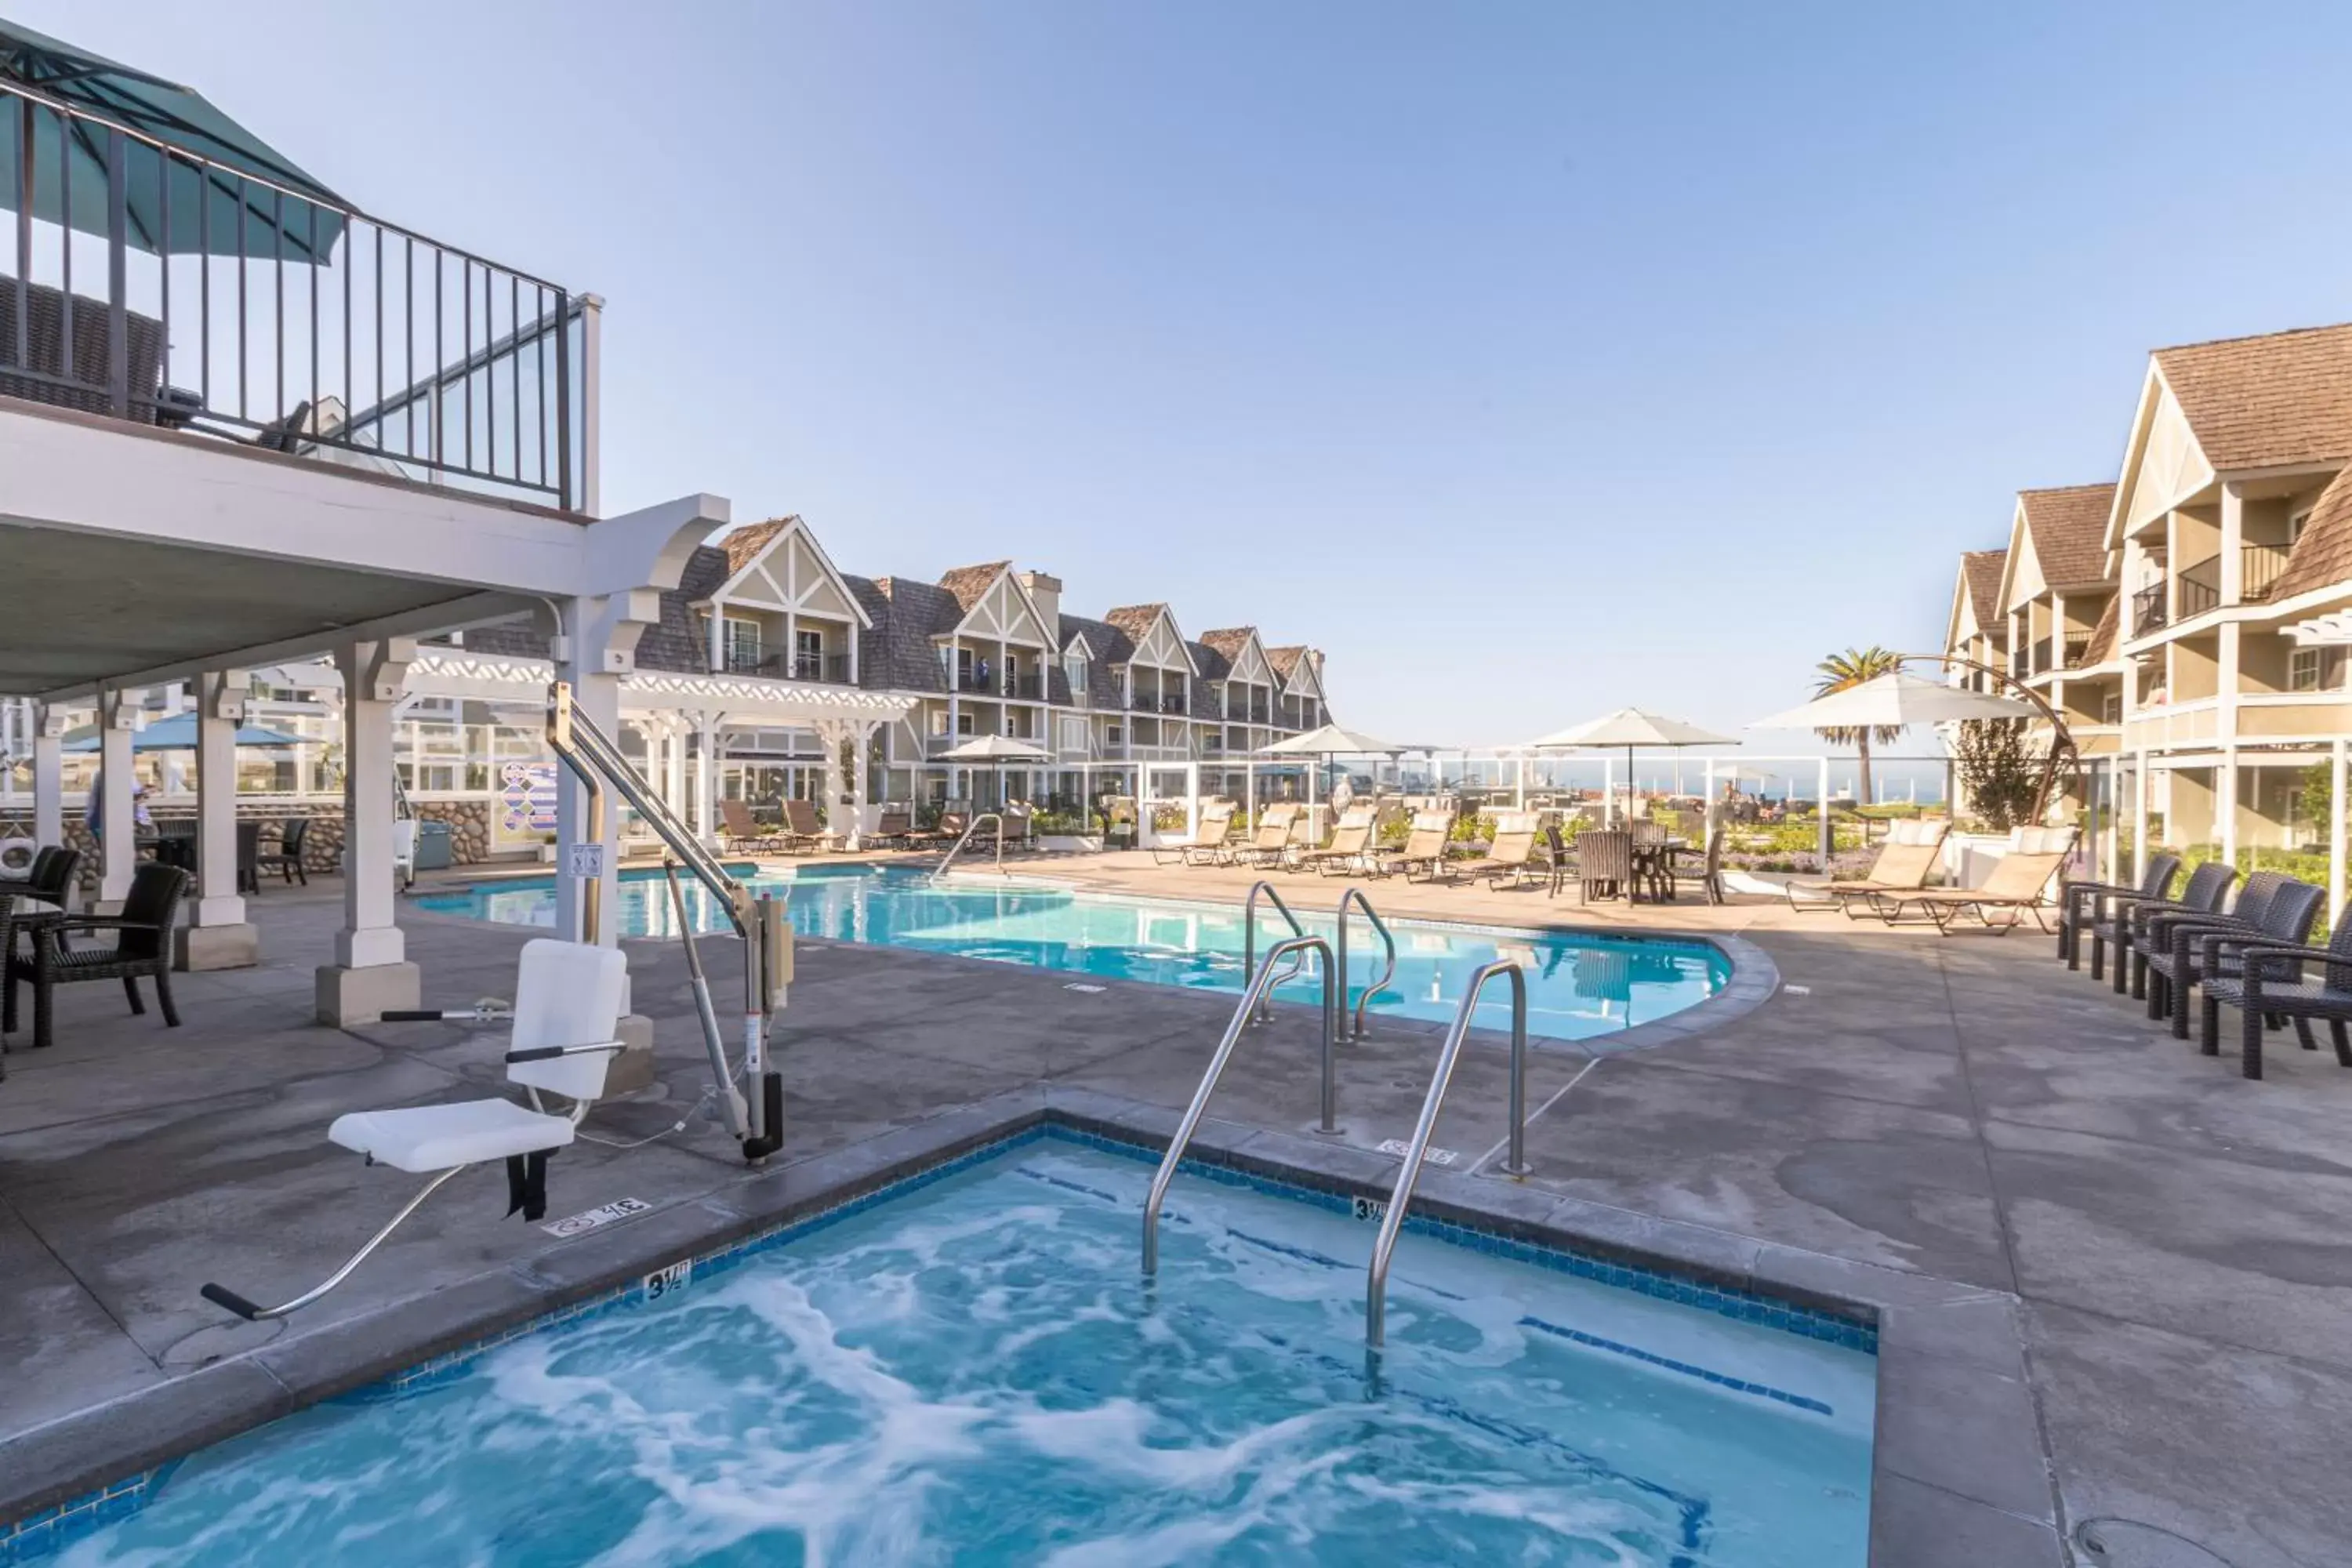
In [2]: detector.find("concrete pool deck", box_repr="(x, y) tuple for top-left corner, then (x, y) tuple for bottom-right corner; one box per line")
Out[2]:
(5, 863), (2351, 1566)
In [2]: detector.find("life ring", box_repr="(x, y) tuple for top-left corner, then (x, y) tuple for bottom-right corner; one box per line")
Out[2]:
(0, 837), (34, 874)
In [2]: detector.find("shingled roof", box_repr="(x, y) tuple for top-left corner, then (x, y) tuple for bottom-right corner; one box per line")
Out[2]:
(2266, 466), (2352, 604)
(846, 575), (959, 693)
(940, 561), (1012, 615)
(2016, 485), (2115, 591)
(2153, 323), (2352, 472)
(718, 517), (795, 579)
(2079, 592), (2121, 667)
(1186, 640), (1229, 681)
(1960, 550), (2008, 629)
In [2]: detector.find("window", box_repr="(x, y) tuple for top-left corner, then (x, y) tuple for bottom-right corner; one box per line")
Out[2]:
(956, 711), (975, 735)
(2100, 691), (2122, 724)
(1059, 717), (1088, 752)
(1065, 653), (1087, 695)
(2290, 647), (2347, 691)
(1106, 724), (1125, 747)
(723, 616), (762, 670)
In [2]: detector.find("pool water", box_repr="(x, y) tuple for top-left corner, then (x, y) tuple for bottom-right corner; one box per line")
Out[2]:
(57, 1139), (1873, 1566)
(416, 865), (1728, 1044)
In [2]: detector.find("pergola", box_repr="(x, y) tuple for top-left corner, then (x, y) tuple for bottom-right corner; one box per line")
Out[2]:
(404, 652), (915, 849)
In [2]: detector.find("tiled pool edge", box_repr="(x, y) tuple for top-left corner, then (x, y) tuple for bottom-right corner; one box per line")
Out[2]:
(0, 1083), (2056, 1568)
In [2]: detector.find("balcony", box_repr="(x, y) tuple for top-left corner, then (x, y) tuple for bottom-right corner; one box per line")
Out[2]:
(2063, 633), (2091, 669)
(2243, 541), (2292, 603)
(954, 669), (1042, 699)
(2176, 555), (2221, 619)
(1, 78), (590, 510)
(2132, 583), (2168, 637)
(1131, 691), (1187, 715)
(2029, 637), (2052, 676)
(725, 649), (851, 684)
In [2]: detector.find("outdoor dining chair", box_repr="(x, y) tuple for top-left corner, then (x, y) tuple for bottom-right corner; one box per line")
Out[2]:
(256, 817), (310, 885)
(2198, 907), (2352, 1079)
(5, 861), (189, 1054)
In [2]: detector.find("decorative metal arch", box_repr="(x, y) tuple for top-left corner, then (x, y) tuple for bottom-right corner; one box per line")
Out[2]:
(1894, 651), (2082, 826)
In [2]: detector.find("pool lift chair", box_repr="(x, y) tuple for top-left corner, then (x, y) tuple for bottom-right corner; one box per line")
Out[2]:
(201, 682), (795, 1321)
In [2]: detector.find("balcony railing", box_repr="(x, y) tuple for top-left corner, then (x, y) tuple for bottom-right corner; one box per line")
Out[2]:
(2029, 636), (2052, 676)
(2176, 554), (2222, 619)
(1, 79), (590, 509)
(2132, 583), (2168, 637)
(724, 649), (850, 684)
(1131, 691), (1188, 715)
(2243, 541), (2292, 602)
(954, 669), (1042, 699)
(2063, 633), (2091, 669)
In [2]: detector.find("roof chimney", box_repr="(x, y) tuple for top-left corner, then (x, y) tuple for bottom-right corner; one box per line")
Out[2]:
(1017, 571), (1062, 647)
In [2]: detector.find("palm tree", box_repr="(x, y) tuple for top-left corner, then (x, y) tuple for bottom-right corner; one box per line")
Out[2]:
(1813, 646), (1906, 806)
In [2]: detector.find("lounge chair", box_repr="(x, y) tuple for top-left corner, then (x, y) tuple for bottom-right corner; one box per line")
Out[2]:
(2101, 861), (2235, 996)
(1383, 813), (1456, 883)
(257, 816), (310, 884)
(996, 808), (1037, 856)
(720, 799), (785, 854)
(2198, 909), (2352, 1079)
(1867, 847), (2070, 934)
(2141, 873), (2325, 1040)
(1454, 828), (1544, 889)
(781, 797), (833, 855)
(872, 806), (916, 848)
(2057, 852), (2180, 971)
(1784, 818), (1949, 913)
(5, 861), (189, 1054)
(1230, 803), (1302, 869)
(1153, 804), (1235, 866)
(1298, 810), (1380, 877)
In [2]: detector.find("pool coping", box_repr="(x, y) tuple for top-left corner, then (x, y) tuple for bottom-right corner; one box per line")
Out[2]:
(0, 1085), (2054, 1566)
(401, 862), (1784, 1058)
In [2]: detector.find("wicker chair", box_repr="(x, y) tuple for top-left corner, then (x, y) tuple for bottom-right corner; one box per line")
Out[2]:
(2141, 874), (2325, 1040)
(5, 861), (189, 1054)
(2110, 862), (2237, 997)
(0, 276), (166, 421)
(1666, 828), (1727, 906)
(1577, 829), (1634, 904)
(257, 817), (310, 885)
(2057, 852), (2180, 971)
(0, 848), (85, 1037)
(2198, 910), (2352, 1079)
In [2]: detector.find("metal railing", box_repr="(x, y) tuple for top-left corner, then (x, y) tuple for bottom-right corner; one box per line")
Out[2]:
(935, 811), (1006, 878)
(1141, 934), (1338, 1275)
(2030, 636), (2052, 676)
(2176, 554), (2222, 619)
(1241, 878), (1306, 1025)
(2132, 583), (2168, 637)
(1334, 887), (1396, 1040)
(1367, 960), (1530, 1348)
(723, 649), (851, 684)
(2, 79), (589, 510)
(2244, 541), (2292, 602)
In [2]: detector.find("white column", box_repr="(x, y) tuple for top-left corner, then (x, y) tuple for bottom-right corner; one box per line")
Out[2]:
(851, 720), (873, 849)
(2331, 739), (2347, 921)
(2132, 750), (2150, 884)
(1602, 757), (1613, 825)
(2218, 748), (2238, 869)
(1817, 756), (1832, 866)
(316, 641), (419, 1022)
(553, 590), (655, 946)
(699, 711), (724, 846)
(31, 703), (64, 850)
(96, 688), (138, 910)
(179, 670), (259, 969)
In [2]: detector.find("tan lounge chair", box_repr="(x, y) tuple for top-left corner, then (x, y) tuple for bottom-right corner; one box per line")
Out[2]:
(1454, 829), (1544, 889)
(1869, 847), (2071, 935)
(781, 797), (833, 855)
(1152, 803), (1236, 866)
(1231, 803), (1302, 868)
(1785, 818), (1950, 914)
(720, 799), (785, 854)
(1298, 808), (1379, 877)
(1385, 812), (1457, 883)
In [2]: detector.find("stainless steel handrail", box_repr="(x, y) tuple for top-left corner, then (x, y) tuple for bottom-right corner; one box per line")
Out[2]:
(1143, 934), (1338, 1275)
(935, 812), (1006, 879)
(1366, 960), (1530, 1348)
(1334, 887), (1397, 1040)
(1242, 879), (1307, 1025)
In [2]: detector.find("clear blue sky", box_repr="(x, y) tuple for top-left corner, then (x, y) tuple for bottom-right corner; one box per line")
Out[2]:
(30, 1), (2352, 750)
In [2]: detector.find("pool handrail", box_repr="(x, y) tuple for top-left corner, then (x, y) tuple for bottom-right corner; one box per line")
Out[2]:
(1366, 959), (1530, 1348)
(1143, 933), (1338, 1276)
(935, 812), (1006, 879)
(1334, 887), (1398, 1040)
(1242, 879), (1307, 1024)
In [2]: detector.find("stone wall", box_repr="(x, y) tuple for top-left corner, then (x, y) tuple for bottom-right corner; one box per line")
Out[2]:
(0, 798), (499, 886)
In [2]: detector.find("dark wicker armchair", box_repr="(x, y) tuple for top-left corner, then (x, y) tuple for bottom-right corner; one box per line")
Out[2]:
(2112, 862), (2238, 997)
(5, 861), (189, 1054)
(2140, 874), (2324, 1040)
(1666, 829), (1727, 906)
(257, 817), (310, 885)
(2198, 911), (2352, 1079)
(0, 847), (85, 1037)
(1577, 829), (1633, 904)
(2057, 851), (2180, 971)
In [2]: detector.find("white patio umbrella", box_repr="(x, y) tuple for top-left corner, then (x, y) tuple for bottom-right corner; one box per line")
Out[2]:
(1256, 723), (1404, 810)
(1526, 709), (1736, 823)
(1745, 672), (2035, 731)
(934, 734), (1052, 809)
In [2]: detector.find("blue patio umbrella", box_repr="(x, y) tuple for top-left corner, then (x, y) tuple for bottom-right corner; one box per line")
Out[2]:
(62, 712), (306, 752)
(0, 19), (347, 260)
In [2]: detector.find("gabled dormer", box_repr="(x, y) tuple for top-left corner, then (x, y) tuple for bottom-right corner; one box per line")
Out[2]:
(699, 515), (870, 684)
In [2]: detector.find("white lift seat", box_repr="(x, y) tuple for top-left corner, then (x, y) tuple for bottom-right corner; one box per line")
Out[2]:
(329, 1098), (579, 1172)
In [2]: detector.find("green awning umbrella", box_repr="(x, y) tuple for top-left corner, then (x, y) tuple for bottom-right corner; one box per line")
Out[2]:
(0, 18), (347, 260)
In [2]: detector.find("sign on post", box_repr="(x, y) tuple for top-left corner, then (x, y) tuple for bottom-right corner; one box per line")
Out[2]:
(567, 842), (604, 880)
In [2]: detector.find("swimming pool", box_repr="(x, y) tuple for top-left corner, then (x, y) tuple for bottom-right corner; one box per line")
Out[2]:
(416, 865), (1730, 1044)
(53, 1135), (1874, 1565)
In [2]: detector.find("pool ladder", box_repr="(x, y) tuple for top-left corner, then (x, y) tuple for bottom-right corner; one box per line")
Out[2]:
(933, 812), (1006, 879)
(1240, 880), (1397, 1036)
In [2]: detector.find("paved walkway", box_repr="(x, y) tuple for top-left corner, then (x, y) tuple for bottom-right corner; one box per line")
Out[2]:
(4, 863), (2349, 1566)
